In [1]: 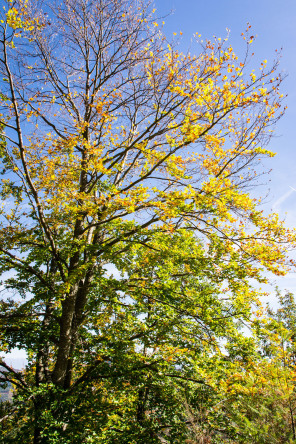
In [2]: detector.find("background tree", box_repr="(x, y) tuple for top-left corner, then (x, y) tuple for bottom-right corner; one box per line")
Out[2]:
(0, 0), (294, 442)
(214, 292), (296, 444)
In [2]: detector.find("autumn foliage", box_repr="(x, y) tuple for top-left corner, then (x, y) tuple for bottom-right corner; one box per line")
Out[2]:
(0, 0), (295, 442)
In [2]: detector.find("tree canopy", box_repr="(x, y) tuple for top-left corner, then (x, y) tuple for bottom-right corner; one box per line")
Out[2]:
(0, 0), (295, 443)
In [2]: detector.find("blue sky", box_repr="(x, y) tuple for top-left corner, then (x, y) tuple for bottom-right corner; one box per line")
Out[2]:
(155, 0), (296, 297)
(155, 0), (296, 209)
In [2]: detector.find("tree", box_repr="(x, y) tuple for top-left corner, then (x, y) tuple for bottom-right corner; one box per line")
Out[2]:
(0, 0), (294, 442)
(215, 292), (296, 444)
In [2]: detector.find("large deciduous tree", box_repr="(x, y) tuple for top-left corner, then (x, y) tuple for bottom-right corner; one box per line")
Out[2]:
(0, 0), (294, 442)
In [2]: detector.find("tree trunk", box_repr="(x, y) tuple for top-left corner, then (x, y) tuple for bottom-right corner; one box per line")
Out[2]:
(52, 284), (79, 386)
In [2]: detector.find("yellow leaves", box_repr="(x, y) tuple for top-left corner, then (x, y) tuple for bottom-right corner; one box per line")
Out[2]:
(110, 185), (150, 215)
(6, 7), (23, 29)
(204, 133), (222, 147)
(250, 71), (257, 83)
(156, 343), (188, 363)
(254, 147), (276, 157)
(0, 21), (290, 283)
(6, 0), (36, 32)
